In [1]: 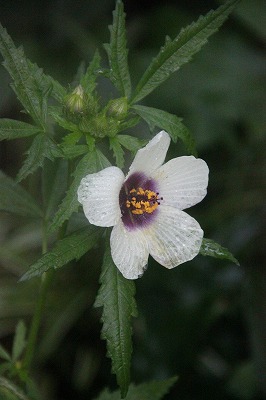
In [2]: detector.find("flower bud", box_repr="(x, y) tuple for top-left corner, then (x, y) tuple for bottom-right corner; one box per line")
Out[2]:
(65, 85), (87, 114)
(107, 97), (128, 120)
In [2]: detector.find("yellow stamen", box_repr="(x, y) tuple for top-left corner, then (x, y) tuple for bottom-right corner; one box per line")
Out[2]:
(126, 187), (160, 215)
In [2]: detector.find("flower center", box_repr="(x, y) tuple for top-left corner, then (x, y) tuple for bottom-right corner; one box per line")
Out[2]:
(119, 172), (162, 230)
(126, 187), (161, 215)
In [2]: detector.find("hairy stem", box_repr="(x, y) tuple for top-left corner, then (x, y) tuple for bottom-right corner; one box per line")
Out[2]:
(23, 220), (54, 371)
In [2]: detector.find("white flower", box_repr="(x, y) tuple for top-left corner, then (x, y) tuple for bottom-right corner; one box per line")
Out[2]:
(78, 131), (209, 279)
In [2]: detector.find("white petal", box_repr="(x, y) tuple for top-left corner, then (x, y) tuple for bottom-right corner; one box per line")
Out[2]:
(127, 130), (170, 177)
(146, 205), (203, 268)
(110, 220), (149, 279)
(77, 166), (124, 227)
(153, 156), (209, 210)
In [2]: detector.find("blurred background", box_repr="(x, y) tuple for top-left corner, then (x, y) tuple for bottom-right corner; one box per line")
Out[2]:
(0, 0), (265, 399)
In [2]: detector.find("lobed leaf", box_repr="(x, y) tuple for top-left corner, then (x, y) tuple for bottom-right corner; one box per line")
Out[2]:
(49, 149), (111, 232)
(81, 50), (101, 93)
(94, 377), (177, 400)
(0, 171), (42, 218)
(11, 321), (27, 362)
(104, 0), (131, 97)
(133, 105), (197, 155)
(20, 225), (102, 281)
(28, 61), (66, 101)
(17, 134), (60, 182)
(0, 119), (42, 141)
(200, 238), (240, 265)
(116, 134), (143, 153)
(50, 111), (78, 132)
(131, 0), (240, 103)
(94, 244), (137, 398)
(109, 137), (125, 168)
(0, 24), (47, 126)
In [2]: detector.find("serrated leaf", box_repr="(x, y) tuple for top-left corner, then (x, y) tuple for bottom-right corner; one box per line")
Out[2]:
(200, 238), (239, 265)
(0, 377), (31, 400)
(131, 0), (240, 103)
(42, 159), (68, 221)
(109, 137), (125, 168)
(17, 134), (60, 182)
(119, 115), (140, 131)
(133, 105), (197, 155)
(60, 144), (88, 159)
(81, 50), (101, 93)
(0, 171), (42, 217)
(0, 345), (11, 361)
(0, 119), (42, 141)
(0, 24), (47, 126)
(62, 131), (82, 145)
(20, 225), (102, 281)
(12, 321), (26, 362)
(49, 149), (111, 232)
(116, 134), (143, 153)
(50, 111), (78, 132)
(94, 377), (178, 400)
(94, 244), (137, 398)
(104, 0), (131, 97)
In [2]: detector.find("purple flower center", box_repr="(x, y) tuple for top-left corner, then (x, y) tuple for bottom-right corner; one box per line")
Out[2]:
(119, 172), (162, 230)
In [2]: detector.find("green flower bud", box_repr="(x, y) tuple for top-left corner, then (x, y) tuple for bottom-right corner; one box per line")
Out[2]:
(65, 85), (87, 114)
(107, 97), (128, 120)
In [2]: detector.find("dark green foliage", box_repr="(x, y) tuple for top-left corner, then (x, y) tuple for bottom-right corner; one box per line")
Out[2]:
(131, 0), (240, 103)
(0, 171), (42, 217)
(133, 105), (197, 155)
(200, 238), (240, 265)
(104, 0), (131, 97)
(94, 376), (177, 400)
(94, 244), (137, 398)
(21, 225), (103, 281)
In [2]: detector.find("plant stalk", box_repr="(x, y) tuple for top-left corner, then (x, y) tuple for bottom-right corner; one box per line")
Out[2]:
(23, 220), (54, 371)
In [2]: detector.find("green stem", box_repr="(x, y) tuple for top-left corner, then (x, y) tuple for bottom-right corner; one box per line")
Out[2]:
(23, 220), (54, 371)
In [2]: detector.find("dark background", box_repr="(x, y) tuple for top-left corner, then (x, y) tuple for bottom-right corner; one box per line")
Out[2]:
(0, 1), (265, 399)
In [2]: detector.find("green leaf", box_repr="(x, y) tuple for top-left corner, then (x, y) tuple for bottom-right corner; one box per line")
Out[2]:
(132, 105), (197, 155)
(0, 171), (42, 217)
(131, 0), (240, 103)
(12, 321), (26, 362)
(94, 244), (137, 398)
(20, 225), (102, 281)
(94, 377), (178, 400)
(42, 159), (68, 221)
(0, 377), (31, 400)
(0, 24), (47, 126)
(0, 345), (11, 361)
(60, 144), (88, 159)
(0, 119), (42, 141)
(117, 134), (143, 153)
(109, 137), (125, 168)
(48, 76), (67, 103)
(119, 115), (140, 131)
(200, 238), (240, 265)
(17, 134), (60, 182)
(49, 149), (111, 232)
(104, 0), (131, 97)
(81, 50), (101, 93)
(50, 111), (78, 132)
